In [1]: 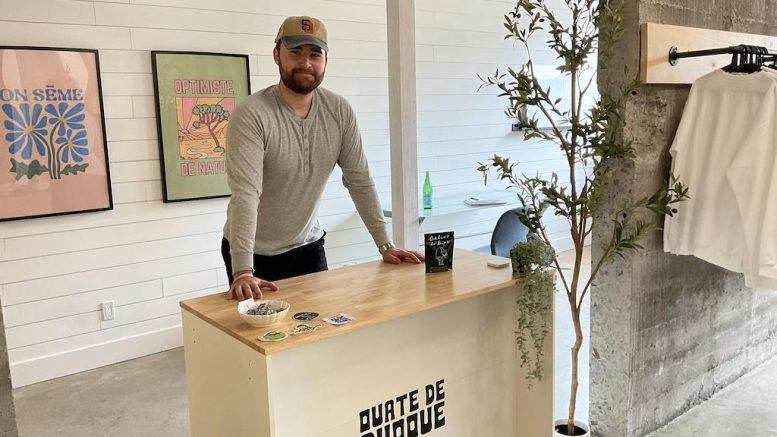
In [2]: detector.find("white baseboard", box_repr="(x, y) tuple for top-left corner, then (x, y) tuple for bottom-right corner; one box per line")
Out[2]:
(10, 325), (183, 388)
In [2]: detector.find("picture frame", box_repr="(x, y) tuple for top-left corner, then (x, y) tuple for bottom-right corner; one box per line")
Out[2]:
(151, 51), (251, 202)
(0, 46), (113, 222)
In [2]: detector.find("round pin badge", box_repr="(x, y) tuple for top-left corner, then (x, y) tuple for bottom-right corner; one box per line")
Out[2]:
(293, 311), (319, 321)
(258, 331), (288, 342)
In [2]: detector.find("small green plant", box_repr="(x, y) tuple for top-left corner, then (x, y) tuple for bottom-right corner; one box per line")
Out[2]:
(511, 237), (555, 387)
(477, 0), (689, 434)
(511, 237), (555, 275)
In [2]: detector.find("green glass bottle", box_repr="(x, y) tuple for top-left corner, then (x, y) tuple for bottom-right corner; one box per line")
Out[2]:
(423, 171), (433, 209)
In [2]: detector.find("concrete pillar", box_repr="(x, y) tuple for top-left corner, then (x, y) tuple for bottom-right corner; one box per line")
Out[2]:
(591, 1), (777, 436)
(0, 294), (18, 437)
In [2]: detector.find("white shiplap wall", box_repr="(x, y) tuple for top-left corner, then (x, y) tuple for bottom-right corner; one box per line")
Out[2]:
(0, 0), (585, 387)
(412, 0), (584, 251)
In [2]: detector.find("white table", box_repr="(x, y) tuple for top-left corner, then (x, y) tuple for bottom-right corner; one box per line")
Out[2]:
(381, 189), (520, 223)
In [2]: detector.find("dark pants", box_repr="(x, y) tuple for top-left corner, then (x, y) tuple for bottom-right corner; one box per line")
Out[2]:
(221, 236), (328, 285)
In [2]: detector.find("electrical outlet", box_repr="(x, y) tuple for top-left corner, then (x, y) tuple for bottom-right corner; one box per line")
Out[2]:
(101, 301), (116, 321)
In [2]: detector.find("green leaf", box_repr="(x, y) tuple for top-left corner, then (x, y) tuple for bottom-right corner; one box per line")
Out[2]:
(61, 163), (89, 176)
(9, 158), (48, 180)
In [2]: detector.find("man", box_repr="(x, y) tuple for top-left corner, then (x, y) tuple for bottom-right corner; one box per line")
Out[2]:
(222, 16), (424, 301)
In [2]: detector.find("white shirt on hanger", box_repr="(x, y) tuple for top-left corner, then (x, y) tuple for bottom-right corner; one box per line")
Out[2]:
(729, 68), (777, 286)
(664, 68), (777, 288)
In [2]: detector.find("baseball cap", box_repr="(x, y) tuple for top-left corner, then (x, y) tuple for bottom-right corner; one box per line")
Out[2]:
(275, 16), (329, 52)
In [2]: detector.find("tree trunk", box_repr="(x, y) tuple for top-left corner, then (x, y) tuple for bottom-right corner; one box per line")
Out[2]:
(567, 307), (583, 435)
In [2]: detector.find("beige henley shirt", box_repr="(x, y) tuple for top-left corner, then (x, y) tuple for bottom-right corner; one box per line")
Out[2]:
(223, 85), (389, 273)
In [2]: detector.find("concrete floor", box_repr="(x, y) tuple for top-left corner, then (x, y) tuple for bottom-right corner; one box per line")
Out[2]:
(646, 357), (777, 436)
(14, 348), (189, 437)
(11, 247), (777, 436)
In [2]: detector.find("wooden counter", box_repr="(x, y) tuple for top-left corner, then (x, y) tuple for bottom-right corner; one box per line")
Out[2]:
(180, 249), (553, 437)
(181, 249), (518, 355)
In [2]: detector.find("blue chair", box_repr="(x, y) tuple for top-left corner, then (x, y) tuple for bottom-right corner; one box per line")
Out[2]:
(475, 207), (529, 257)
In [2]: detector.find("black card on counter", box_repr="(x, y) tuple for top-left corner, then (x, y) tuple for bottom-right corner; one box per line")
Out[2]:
(424, 231), (454, 273)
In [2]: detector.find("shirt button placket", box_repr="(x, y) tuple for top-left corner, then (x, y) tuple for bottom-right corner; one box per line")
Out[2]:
(301, 120), (309, 173)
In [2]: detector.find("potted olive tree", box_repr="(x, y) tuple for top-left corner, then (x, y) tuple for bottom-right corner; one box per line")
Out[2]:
(477, 0), (688, 435)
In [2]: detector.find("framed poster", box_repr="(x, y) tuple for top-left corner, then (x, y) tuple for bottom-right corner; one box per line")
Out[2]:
(0, 46), (112, 222)
(151, 51), (250, 202)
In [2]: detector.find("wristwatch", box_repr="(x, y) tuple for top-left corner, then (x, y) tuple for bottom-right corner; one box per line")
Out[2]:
(378, 241), (396, 255)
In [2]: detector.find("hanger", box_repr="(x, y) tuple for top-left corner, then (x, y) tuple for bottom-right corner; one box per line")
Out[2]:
(722, 45), (764, 74)
(762, 48), (777, 70)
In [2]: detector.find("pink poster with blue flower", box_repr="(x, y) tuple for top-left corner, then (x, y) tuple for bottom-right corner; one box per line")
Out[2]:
(0, 47), (112, 221)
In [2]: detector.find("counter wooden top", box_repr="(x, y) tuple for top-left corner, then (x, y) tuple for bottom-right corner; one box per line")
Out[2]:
(180, 249), (518, 355)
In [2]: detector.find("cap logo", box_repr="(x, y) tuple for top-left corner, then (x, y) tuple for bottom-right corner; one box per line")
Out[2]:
(301, 18), (314, 34)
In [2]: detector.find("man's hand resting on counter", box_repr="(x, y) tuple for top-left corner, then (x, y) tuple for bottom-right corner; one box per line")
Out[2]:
(226, 273), (278, 300)
(382, 247), (425, 264)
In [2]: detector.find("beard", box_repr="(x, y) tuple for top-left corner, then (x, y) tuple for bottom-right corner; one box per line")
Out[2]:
(278, 61), (325, 95)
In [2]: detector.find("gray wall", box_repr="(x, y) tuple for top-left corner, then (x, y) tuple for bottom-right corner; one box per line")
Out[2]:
(0, 297), (17, 437)
(591, 1), (777, 436)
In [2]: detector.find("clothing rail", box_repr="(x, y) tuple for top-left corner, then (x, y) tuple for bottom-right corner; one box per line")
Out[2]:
(640, 23), (777, 84)
(669, 44), (777, 66)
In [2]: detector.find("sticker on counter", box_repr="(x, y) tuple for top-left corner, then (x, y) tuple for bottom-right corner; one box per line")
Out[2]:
(293, 311), (319, 321)
(290, 323), (321, 335)
(258, 331), (288, 342)
(323, 313), (355, 325)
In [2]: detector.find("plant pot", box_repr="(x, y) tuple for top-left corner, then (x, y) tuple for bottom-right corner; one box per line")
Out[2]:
(553, 419), (590, 436)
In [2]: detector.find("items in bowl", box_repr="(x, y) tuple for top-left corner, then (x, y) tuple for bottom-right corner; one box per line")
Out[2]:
(246, 303), (282, 316)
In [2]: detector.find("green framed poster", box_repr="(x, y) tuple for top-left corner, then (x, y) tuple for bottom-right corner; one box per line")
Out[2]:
(151, 51), (250, 202)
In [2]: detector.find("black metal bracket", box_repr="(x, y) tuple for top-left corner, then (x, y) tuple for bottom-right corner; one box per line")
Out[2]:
(668, 46), (679, 66)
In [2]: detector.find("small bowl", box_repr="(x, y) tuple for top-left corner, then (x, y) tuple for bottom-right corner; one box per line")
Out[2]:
(237, 299), (291, 327)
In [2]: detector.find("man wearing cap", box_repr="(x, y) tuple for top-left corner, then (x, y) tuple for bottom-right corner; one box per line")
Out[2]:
(222, 16), (424, 300)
